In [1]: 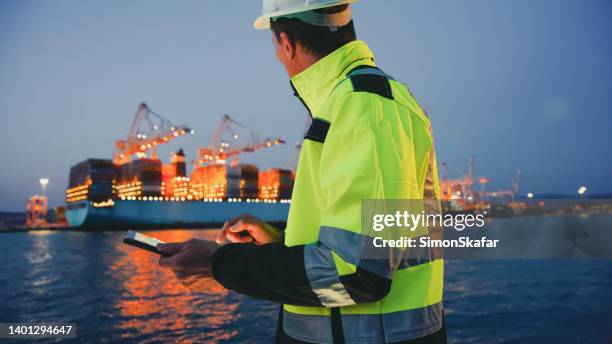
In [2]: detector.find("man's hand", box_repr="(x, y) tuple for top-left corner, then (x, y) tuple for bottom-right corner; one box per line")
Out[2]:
(157, 238), (223, 292)
(216, 213), (283, 245)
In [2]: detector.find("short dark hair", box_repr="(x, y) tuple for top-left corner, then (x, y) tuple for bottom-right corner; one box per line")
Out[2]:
(270, 5), (357, 59)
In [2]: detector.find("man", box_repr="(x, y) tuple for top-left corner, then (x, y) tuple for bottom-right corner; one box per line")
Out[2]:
(158, 1), (446, 343)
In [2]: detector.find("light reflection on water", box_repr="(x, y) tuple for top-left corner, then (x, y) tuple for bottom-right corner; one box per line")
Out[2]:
(112, 230), (238, 343)
(0, 229), (611, 343)
(1, 229), (278, 343)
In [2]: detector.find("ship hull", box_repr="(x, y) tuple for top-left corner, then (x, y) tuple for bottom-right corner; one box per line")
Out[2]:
(66, 200), (290, 229)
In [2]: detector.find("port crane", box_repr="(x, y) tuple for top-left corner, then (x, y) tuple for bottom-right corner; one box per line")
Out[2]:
(441, 155), (523, 207)
(440, 155), (478, 201)
(282, 117), (311, 173)
(484, 169), (522, 201)
(283, 142), (302, 172)
(113, 103), (193, 165)
(196, 114), (285, 167)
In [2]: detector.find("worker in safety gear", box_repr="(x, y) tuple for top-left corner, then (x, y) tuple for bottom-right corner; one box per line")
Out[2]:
(158, 1), (446, 343)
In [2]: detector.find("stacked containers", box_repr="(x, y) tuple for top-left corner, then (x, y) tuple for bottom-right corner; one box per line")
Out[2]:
(118, 159), (162, 197)
(259, 168), (293, 199)
(278, 169), (293, 199)
(162, 150), (187, 197)
(190, 164), (228, 199)
(227, 164), (259, 199)
(67, 159), (116, 202)
(189, 165), (205, 199)
(242, 165), (259, 199)
(161, 163), (176, 197)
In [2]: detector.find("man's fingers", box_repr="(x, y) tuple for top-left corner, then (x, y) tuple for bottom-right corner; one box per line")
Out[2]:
(225, 215), (244, 227)
(228, 220), (258, 235)
(157, 242), (185, 256)
(226, 230), (254, 243)
(226, 214), (254, 227)
(219, 214), (261, 243)
(215, 228), (227, 244)
(228, 220), (247, 232)
(216, 223), (228, 244)
(158, 255), (178, 268)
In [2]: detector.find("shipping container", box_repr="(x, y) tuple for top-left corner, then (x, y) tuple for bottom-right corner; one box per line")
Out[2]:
(259, 168), (293, 199)
(66, 159), (117, 203)
(190, 164), (260, 199)
(116, 159), (162, 197)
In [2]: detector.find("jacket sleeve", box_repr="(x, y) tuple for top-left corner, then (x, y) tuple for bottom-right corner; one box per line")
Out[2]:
(210, 242), (390, 307)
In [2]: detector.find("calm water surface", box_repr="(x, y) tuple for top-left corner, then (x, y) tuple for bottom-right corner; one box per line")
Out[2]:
(1, 229), (611, 343)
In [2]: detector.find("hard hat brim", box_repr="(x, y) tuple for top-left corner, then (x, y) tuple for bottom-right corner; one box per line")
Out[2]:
(254, 0), (358, 30)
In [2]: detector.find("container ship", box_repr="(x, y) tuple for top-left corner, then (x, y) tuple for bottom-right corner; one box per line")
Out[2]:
(64, 103), (292, 229)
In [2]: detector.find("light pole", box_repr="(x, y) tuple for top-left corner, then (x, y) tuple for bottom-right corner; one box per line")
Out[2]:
(39, 178), (49, 198)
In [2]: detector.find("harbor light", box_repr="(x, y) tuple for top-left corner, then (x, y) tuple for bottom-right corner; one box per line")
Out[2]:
(578, 186), (587, 195)
(39, 178), (49, 197)
(527, 192), (534, 199)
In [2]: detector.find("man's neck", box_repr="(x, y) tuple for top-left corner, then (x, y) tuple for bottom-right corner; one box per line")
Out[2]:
(288, 53), (320, 78)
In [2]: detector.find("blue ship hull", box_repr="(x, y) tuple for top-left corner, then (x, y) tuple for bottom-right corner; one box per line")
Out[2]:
(66, 200), (290, 229)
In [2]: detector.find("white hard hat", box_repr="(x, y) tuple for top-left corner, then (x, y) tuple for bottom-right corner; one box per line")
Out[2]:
(254, 0), (358, 30)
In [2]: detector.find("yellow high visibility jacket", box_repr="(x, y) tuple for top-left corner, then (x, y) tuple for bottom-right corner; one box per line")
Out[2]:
(283, 40), (444, 343)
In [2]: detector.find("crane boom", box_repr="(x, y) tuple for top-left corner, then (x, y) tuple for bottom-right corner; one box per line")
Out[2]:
(197, 114), (285, 166)
(114, 103), (193, 165)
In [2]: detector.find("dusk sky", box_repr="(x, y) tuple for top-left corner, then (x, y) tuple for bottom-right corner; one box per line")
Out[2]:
(1, 0), (611, 212)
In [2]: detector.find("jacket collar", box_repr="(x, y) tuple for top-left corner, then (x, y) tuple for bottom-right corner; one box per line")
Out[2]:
(290, 40), (376, 116)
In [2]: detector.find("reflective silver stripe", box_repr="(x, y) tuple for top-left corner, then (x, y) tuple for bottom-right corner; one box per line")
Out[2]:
(283, 302), (444, 343)
(319, 225), (399, 279)
(304, 243), (356, 307)
(319, 226), (441, 278)
(397, 238), (444, 269)
(283, 310), (333, 344)
(379, 302), (444, 342)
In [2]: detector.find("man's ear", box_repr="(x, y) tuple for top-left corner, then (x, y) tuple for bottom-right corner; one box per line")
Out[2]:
(279, 32), (296, 60)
